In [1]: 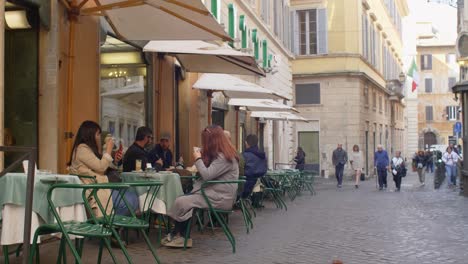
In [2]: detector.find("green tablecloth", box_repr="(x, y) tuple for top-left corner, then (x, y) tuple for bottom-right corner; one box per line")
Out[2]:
(0, 173), (84, 223)
(121, 172), (184, 212)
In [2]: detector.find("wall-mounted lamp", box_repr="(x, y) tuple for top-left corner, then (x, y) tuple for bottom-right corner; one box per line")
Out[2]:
(398, 72), (406, 84)
(5, 10), (32, 29)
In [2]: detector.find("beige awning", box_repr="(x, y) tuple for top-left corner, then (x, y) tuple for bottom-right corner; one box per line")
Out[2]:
(143, 41), (264, 76)
(228, 99), (297, 112)
(250, 111), (309, 122)
(193, 74), (285, 99)
(79, 0), (231, 41)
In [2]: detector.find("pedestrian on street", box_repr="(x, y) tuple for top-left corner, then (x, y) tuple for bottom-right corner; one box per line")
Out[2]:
(414, 150), (428, 186)
(294, 147), (306, 171)
(442, 146), (462, 188)
(332, 144), (348, 188)
(349, 145), (363, 189)
(391, 151), (406, 192)
(374, 145), (389, 190)
(425, 150), (434, 173)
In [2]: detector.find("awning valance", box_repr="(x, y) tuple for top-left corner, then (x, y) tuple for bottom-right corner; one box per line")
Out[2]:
(228, 99), (297, 112)
(250, 111), (309, 122)
(143, 41), (264, 76)
(193, 74), (284, 99)
(77, 0), (231, 41)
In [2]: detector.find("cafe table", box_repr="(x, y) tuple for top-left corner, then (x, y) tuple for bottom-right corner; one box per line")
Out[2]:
(0, 173), (86, 245)
(120, 171), (184, 215)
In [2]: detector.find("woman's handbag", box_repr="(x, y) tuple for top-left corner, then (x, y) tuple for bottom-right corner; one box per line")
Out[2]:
(360, 173), (365, 181)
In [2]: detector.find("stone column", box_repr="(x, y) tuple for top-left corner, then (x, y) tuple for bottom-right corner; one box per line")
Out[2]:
(0, 0), (5, 169)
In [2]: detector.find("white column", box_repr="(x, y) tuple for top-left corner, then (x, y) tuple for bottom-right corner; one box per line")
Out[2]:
(0, 0), (5, 169)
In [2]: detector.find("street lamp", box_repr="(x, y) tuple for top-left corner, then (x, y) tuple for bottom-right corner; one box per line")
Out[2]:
(399, 72), (406, 84)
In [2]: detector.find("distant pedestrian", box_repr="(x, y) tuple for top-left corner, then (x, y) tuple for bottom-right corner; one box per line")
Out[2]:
(374, 145), (389, 190)
(332, 144), (348, 188)
(349, 145), (363, 189)
(294, 147), (306, 171)
(391, 151), (406, 192)
(413, 150), (427, 186)
(442, 146), (461, 188)
(425, 150), (434, 173)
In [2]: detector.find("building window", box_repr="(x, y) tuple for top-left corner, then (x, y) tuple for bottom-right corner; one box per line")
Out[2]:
(364, 86), (369, 106)
(379, 96), (382, 113)
(292, 9), (327, 55)
(295, 83), (320, 105)
(421, 54), (432, 70)
(446, 106), (460, 121)
(426, 106), (433, 121)
(384, 100), (388, 114)
(261, 0), (270, 25)
(372, 91), (377, 110)
(446, 53), (456, 64)
(448, 77), (457, 91)
(425, 78), (432, 93)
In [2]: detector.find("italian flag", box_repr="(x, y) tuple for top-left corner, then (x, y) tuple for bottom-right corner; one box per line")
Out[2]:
(407, 58), (419, 92)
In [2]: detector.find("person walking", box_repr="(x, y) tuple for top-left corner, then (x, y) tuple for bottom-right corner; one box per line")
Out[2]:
(391, 151), (406, 192)
(374, 145), (389, 191)
(425, 150), (434, 173)
(349, 145), (363, 189)
(414, 150), (428, 186)
(332, 144), (348, 188)
(294, 147), (306, 171)
(442, 146), (462, 188)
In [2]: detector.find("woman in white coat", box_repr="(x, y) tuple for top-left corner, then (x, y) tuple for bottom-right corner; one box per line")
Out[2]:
(349, 145), (364, 189)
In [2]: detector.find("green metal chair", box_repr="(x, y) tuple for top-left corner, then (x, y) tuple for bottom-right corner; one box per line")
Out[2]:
(301, 170), (317, 195)
(108, 180), (164, 264)
(184, 179), (246, 253)
(260, 176), (287, 211)
(28, 182), (131, 264)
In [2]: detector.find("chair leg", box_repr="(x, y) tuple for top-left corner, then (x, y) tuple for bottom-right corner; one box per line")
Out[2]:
(56, 237), (65, 264)
(195, 210), (204, 233)
(102, 238), (121, 264)
(3, 245), (9, 264)
(60, 232), (82, 264)
(239, 200), (250, 234)
(141, 230), (161, 264)
(207, 211), (215, 234)
(183, 216), (193, 251)
(110, 229), (133, 264)
(211, 211), (235, 253)
(97, 240), (104, 264)
(15, 244), (22, 258)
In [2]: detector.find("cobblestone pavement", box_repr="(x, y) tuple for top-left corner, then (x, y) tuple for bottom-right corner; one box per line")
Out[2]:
(7, 171), (468, 264)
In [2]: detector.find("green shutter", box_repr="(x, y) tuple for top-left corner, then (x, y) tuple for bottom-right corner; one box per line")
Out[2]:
(262, 40), (268, 68)
(252, 29), (259, 60)
(211, 0), (218, 20)
(239, 15), (247, 49)
(228, 4), (235, 47)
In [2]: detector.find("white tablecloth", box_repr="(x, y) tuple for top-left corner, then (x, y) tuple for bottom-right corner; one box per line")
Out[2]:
(1, 204), (86, 245)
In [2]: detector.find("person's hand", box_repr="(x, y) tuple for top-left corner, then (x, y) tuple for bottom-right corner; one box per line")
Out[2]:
(156, 159), (163, 166)
(193, 149), (202, 160)
(114, 150), (123, 163)
(105, 137), (114, 155)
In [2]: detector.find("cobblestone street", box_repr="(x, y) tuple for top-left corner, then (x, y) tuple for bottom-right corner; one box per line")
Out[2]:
(12, 171), (468, 264)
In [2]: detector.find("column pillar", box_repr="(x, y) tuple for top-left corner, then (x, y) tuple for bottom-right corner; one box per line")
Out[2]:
(0, 0), (5, 169)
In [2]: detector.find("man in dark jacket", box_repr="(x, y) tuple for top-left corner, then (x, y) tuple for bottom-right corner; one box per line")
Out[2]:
(148, 133), (173, 170)
(241, 134), (267, 198)
(374, 144), (390, 190)
(332, 144), (348, 188)
(123, 127), (163, 172)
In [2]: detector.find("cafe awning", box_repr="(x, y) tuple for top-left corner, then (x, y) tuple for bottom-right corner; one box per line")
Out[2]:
(250, 111), (309, 122)
(228, 99), (297, 112)
(71, 0), (231, 41)
(193, 74), (284, 99)
(143, 41), (265, 76)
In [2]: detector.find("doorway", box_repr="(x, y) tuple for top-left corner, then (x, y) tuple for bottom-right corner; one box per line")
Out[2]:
(298, 131), (320, 171)
(424, 132), (437, 150)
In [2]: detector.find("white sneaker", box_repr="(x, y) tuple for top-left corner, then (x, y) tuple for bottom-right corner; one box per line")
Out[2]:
(421, 182), (425, 186)
(164, 236), (192, 248)
(161, 234), (173, 245)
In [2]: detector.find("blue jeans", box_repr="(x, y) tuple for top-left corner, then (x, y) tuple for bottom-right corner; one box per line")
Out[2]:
(377, 167), (387, 188)
(446, 165), (457, 186)
(112, 189), (140, 216)
(335, 163), (344, 186)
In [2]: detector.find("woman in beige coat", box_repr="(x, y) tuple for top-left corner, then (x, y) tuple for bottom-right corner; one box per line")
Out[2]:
(349, 145), (364, 189)
(69, 121), (121, 217)
(164, 125), (239, 248)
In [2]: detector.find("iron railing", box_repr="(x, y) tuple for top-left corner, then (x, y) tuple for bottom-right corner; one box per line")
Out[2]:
(0, 146), (37, 264)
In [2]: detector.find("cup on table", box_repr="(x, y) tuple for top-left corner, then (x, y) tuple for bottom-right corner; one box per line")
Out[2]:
(193, 147), (201, 153)
(135, 159), (142, 171)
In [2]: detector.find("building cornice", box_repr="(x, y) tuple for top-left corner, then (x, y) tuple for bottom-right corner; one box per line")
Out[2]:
(236, 0), (295, 59)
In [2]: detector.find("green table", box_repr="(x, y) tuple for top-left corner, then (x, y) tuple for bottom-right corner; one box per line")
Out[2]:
(121, 172), (184, 213)
(0, 173), (83, 223)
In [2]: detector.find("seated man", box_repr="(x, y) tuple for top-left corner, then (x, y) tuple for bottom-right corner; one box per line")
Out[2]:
(148, 133), (173, 170)
(241, 134), (267, 199)
(123, 126), (162, 172)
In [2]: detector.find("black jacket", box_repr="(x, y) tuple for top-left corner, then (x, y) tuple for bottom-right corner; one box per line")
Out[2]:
(148, 144), (173, 169)
(242, 146), (267, 178)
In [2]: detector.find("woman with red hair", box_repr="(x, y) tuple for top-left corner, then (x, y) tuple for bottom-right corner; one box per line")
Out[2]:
(164, 125), (239, 248)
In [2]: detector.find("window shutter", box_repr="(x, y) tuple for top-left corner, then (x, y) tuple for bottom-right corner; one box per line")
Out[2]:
(428, 55), (432, 70)
(317, 8), (328, 54)
(291, 10), (298, 54)
(457, 107), (461, 120)
(425, 78), (432, 93)
(446, 106), (450, 120)
(420, 55), (425, 70)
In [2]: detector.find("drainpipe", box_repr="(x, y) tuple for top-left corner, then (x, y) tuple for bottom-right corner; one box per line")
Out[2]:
(0, 0), (4, 169)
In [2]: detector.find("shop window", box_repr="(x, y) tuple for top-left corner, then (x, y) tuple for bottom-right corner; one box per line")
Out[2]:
(100, 35), (147, 149)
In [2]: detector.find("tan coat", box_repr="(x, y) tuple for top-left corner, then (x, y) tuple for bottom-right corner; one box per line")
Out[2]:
(350, 151), (364, 171)
(69, 144), (113, 217)
(168, 154), (239, 222)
